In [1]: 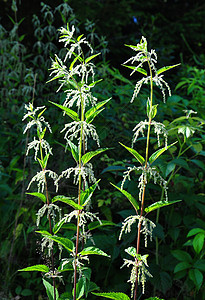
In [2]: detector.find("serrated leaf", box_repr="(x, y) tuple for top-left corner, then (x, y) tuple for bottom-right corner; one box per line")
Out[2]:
(123, 64), (147, 76)
(85, 53), (101, 63)
(174, 262), (191, 273)
(81, 180), (100, 206)
(145, 200), (181, 213)
(171, 250), (192, 263)
(19, 264), (49, 272)
(82, 148), (108, 165)
(149, 142), (177, 165)
(120, 143), (145, 165)
(85, 98), (111, 123)
(110, 183), (139, 211)
(36, 231), (74, 252)
(79, 247), (110, 257)
(189, 269), (203, 290)
(125, 246), (137, 258)
(92, 292), (130, 300)
(26, 192), (46, 203)
(157, 63), (180, 75)
(88, 220), (117, 231)
(193, 233), (205, 254)
(49, 101), (80, 121)
(52, 195), (83, 210)
(43, 278), (59, 300)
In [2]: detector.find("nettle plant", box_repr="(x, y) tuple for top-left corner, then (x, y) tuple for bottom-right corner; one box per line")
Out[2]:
(93, 38), (181, 300)
(20, 24), (111, 300)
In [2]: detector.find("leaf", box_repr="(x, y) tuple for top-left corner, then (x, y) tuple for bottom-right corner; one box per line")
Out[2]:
(194, 259), (205, 272)
(79, 247), (110, 258)
(66, 140), (79, 162)
(26, 192), (46, 203)
(77, 34), (84, 41)
(92, 292), (130, 300)
(49, 101), (80, 121)
(53, 218), (66, 235)
(85, 99), (111, 123)
(149, 142), (177, 165)
(85, 52), (101, 63)
(119, 143), (145, 165)
(88, 220), (117, 231)
(81, 180), (100, 206)
(69, 54), (81, 70)
(81, 148), (108, 165)
(171, 250), (192, 263)
(52, 195), (83, 210)
(38, 108), (46, 118)
(157, 63), (180, 75)
(101, 165), (127, 174)
(125, 246), (137, 258)
(193, 233), (205, 254)
(18, 264), (49, 272)
(75, 277), (85, 299)
(36, 231), (74, 252)
(123, 64), (147, 76)
(189, 269), (203, 290)
(187, 228), (205, 237)
(145, 200), (182, 213)
(174, 262), (191, 273)
(43, 278), (59, 300)
(110, 183), (139, 211)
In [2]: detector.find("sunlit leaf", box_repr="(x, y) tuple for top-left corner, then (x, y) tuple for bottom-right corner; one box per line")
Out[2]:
(92, 292), (130, 300)
(19, 264), (49, 272)
(79, 246), (110, 257)
(49, 101), (80, 121)
(26, 192), (46, 203)
(145, 200), (181, 213)
(120, 143), (145, 165)
(157, 63), (180, 75)
(122, 64), (147, 76)
(82, 148), (108, 165)
(85, 53), (101, 63)
(110, 183), (139, 211)
(52, 195), (83, 210)
(81, 180), (100, 206)
(36, 231), (74, 252)
(149, 142), (177, 165)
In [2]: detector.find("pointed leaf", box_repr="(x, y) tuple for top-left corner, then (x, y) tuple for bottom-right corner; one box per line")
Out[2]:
(145, 200), (181, 213)
(85, 53), (101, 63)
(171, 250), (192, 263)
(92, 292), (130, 300)
(85, 99), (111, 123)
(53, 218), (66, 235)
(189, 269), (203, 290)
(43, 278), (59, 300)
(157, 63), (180, 75)
(187, 228), (205, 237)
(149, 142), (177, 165)
(123, 64), (147, 76)
(193, 233), (205, 254)
(79, 247), (110, 257)
(49, 101), (80, 121)
(81, 180), (100, 206)
(174, 262), (191, 273)
(88, 220), (117, 231)
(26, 192), (46, 203)
(66, 140), (79, 162)
(110, 183), (139, 211)
(19, 264), (49, 272)
(120, 143), (145, 165)
(77, 34), (84, 41)
(36, 231), (74, 252)
(52, 195), (83, 210)
(86, 108), (105, 124)
(82, 148), (108, 165)
(69, 54), (81, 70)
(38, 108), (46, 118)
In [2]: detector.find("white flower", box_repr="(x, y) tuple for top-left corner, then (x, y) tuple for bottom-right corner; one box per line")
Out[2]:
(27, 169), (58, 193)
(26, 137), (52, 160)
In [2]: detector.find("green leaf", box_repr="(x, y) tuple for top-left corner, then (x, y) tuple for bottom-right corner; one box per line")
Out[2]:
(157, 63), (180, 75)
(171, 250), (192, 263)
(18, 264), (49, 272)
(81, 180), (100, 206)
(189, 269), (203, 290)
(193, 233), (205, 254)
(77, 34), (84, 41)
(49, 101), (80, 121)
(69, 54), (81, 70)
(36, 231), (74, 252)
(194, 259), (205, 272)
(85, 99), (111, 123)
(43, 153), (50, 169)
(52, 195), (83, 210)
(119, 143), (145, 165)
(145, 200), (182, 213)
(85, 53), (101, 63)
(82, 148), (108, 165)
(79, 247), (110, 258)
(92, 292), (130, 300)
(40, 127), (47, 139)
(26, 192), (46, 203)
(66, 140), (79, 162)
(174, 262), (191, 273)
(187, 228), (205, 237)
(149, 142), (177, 165)
(147, 102), (158, 119)
(43, 278), (59, 300)
(125, 246), (137, 258)
(38, 108), (46, 118)
(88, 220), (117, 231)
(75, 277), (85, 299)
(123, 64), (147, 76)
(53, 218), (66, 235)
(110, 183), (139, 211)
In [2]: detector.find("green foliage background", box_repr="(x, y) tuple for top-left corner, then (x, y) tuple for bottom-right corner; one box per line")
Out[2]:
(0, 0), (205, 299)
